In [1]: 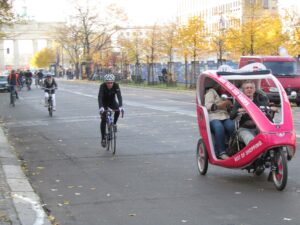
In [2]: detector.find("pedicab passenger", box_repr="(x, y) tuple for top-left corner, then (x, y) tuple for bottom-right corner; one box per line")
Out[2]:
(205, 83), (235, 160)
(230, 80), (277, 146)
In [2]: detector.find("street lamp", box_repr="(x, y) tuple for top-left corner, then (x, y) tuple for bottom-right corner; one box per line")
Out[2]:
(0, 48), (10, 54)
(218, 14), (226, 67)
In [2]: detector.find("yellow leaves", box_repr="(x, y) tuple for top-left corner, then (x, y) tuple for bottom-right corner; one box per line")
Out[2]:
(30, 48), (55, 68)
(226, 13), (287, 55)
(177, 16), (207, 58)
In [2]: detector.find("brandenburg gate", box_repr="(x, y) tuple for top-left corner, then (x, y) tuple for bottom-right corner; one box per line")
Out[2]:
(0, 21), (64, 71)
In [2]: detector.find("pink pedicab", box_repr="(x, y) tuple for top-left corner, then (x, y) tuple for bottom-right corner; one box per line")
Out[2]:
(196, 63), (296, 191)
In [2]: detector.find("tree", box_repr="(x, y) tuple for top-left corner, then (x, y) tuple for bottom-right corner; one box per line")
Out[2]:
(0, 0), (15, 38)
(55, 24), (82, 79)
(69, 2), (127, 79)
(160, 21), (179, 85)
(117, 29), (145, 83)
(178, 16), (207, 88)
(282, 8), (300, 56)
(31, 48), (55, 68)
(143, 24), (163, 85)
(226, 0), (287, 56)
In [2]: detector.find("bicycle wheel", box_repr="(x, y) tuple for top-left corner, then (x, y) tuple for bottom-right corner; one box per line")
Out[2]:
(105, 124), (111, 151)
(10, 92), (15, 107)
(196, 139), (208, 175)
(272, 148), (288, 191)
(111, 129), (116, 155)
(48, 100), (53, 117)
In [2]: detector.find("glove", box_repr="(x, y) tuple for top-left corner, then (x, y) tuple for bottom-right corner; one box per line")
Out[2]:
(99, 107), (104, 114)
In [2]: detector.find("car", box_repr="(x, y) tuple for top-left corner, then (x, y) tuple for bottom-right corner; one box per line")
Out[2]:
(239, 56), (300, 106)
(0, 72), (9, 92)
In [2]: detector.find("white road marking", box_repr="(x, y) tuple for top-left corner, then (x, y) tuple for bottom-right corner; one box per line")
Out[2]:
(60, 88), (196, 117)
(59, 87), (300, 135)
(13, 194), (46, 225)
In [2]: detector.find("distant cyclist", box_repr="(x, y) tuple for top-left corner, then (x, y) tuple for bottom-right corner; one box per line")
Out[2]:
(24, 69), (33, 90)
(43, 74), (58, 110)
(7, 69), (20, 101)
(37, 69), (44, 86)
(98, 74), (124, 147)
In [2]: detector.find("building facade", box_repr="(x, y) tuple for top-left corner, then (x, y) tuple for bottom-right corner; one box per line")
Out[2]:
(176, 0), (278, 34)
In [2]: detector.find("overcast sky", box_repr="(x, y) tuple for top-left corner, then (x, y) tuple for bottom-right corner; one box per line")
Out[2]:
(13, 0), (177, 25)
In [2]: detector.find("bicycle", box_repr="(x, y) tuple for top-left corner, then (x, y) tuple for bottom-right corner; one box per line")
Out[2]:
(43, 87), (56, 117)
(101, 109), (124, 155)
(25, 77), (32, 91)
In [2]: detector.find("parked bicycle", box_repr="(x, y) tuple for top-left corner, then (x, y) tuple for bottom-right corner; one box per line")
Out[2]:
(43, 87), (56, 117)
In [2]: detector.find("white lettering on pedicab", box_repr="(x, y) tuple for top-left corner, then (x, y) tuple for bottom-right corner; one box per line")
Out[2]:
(234, 140), (263, 162)
(221, 79), (250, 106)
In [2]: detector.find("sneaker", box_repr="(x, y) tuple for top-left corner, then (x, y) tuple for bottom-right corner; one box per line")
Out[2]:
(113, 124), (117, 132)
(101, 139), (106, 148)
(219, 153), (229, 160)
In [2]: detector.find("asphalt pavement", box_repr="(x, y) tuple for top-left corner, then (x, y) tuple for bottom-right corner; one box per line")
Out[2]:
(0, 124), (51, 225)
(0, 79), (300, 225)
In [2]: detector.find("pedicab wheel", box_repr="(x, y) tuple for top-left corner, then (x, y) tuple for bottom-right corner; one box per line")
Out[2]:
(196, 139), (208, 175)
(272, 149), (288, 191)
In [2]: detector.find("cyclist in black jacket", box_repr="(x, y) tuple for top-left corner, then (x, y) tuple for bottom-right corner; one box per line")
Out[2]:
(98, 74), (123, 147)
(43, 74), (58, 110)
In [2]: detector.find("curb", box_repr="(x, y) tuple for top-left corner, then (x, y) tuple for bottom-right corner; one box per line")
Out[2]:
(0, 125), (51, 225)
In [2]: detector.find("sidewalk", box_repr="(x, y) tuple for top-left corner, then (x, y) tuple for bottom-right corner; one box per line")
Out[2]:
(0, 125), (51, 225)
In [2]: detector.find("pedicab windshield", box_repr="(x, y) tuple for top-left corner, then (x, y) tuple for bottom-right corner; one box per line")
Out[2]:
(214, 70), (284, 125)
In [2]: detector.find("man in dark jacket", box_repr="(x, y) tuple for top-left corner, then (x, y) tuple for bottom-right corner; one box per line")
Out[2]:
(230, 80), (276, 145)
(7, 70), (20, 101)
(98, 74), (123, 147)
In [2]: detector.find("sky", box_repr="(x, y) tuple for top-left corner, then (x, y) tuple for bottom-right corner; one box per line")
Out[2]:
(13, 0), (178, 25)
(12, 0), (300, 25)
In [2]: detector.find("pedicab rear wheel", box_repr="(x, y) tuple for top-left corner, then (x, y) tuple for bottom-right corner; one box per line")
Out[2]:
(196, 139), (208, 175)
(272, 149), (288, 191)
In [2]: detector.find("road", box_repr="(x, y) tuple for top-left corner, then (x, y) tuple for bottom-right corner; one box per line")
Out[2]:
(0, 80), (300, 225)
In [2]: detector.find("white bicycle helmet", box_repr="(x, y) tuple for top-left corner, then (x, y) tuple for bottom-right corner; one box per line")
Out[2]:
(104, 74), (115, 82)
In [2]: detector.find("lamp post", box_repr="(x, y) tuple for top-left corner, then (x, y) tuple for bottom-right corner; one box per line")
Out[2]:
(218, 14), (226, 67)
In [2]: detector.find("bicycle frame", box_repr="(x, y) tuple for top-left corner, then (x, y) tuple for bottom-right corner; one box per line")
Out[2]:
(44, 87), (55, 117)
(103, 109), (117, 155)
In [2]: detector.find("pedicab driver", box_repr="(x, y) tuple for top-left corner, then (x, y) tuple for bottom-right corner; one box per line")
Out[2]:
(98, 74), (124, 147)
(230, 80), (277, 145)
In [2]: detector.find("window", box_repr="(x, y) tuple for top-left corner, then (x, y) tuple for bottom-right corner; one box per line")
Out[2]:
(263, 0), (269, 9)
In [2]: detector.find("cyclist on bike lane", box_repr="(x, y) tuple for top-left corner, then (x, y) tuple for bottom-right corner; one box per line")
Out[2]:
(7, 69), (20, 101)
(43, 74), (58, 110)
(37, 69), (44, 86)
(98, 74), (124, 147)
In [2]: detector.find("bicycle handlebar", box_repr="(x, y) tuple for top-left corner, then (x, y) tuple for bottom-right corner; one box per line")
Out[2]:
(43, 87), (57, 91)
(102, 109), (124, 118)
